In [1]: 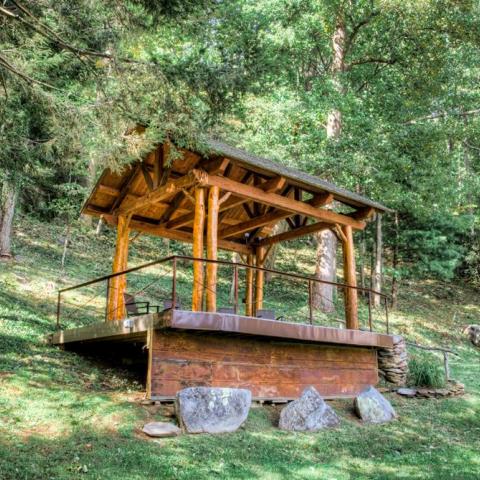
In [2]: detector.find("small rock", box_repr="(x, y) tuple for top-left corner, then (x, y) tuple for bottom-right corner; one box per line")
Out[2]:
(354, 386), (396, 424)
(279, 386), (340, 431)
(142, 421), (181, 438)
(397, 388), (417, 397)
(176, 387), (251, 434)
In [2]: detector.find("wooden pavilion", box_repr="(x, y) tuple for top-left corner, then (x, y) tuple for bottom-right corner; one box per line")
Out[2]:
(52, 135), (394, 400)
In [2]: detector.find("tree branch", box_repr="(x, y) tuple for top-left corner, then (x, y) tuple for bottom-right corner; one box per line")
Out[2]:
(404, 109), (480, 125)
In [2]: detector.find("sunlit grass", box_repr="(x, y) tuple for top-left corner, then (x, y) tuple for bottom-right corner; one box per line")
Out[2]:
(0, 216), (479, 479)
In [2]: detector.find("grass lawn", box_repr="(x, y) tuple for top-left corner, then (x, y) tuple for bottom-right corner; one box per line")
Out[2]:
(0, 217), (479, 479)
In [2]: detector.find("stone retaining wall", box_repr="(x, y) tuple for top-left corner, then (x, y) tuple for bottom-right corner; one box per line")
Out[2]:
(378, 335), (408, 386)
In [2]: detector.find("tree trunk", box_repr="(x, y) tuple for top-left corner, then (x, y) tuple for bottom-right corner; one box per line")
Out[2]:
(359, 230), (366, 298)
(391, 211), (399, 309)
(372, 213), (383, 306)
(313, 229), (337, 312)
(311, 15), (345, 312)
(0, 179), (18, 259)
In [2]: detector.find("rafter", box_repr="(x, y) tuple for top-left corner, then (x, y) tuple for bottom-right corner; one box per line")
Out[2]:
(219, 209), (293, 239)
(257, 221), (331, 247)
(118, 169), (208, 217)
(206, 175), (366, 229)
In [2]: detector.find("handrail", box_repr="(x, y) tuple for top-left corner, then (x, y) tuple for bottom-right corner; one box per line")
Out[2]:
(58, 254), (390, 298)
(56, 255), (391, 333)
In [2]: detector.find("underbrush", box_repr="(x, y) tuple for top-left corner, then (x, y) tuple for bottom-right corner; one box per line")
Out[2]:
(407, 353), (445, 388)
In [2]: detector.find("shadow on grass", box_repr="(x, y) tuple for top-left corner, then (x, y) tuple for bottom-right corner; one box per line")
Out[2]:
(0, 409), (479, 480)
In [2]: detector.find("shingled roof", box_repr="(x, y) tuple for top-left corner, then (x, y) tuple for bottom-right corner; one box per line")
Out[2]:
(206, 139), (391, 213)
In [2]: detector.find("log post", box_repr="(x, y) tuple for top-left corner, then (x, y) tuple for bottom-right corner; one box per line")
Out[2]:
(342, 225), (359, 329)
(206, 185), (219, 312)
(255, 245), (266, 314)
(107, 215), (130, 321)
(245, 253), (254, 316)
(191, 187), (206, 311)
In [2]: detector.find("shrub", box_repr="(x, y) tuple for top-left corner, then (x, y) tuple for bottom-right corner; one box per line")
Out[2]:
(407, 353), (445, 388)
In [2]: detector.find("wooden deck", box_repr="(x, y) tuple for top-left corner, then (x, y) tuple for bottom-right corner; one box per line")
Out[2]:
(50, 309), (393, 349)
(50, 311), (393, 401)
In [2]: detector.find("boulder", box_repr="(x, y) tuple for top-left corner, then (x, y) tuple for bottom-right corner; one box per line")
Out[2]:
(279, 386), (340, 432)
(142, 421), (181, 438)
(354, 386), (396, 424)
(463, 325), (480, 347)
(176, 387), (251, 434)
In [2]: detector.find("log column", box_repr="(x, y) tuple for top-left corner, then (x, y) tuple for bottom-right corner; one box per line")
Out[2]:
(192, 187), (206, 311)
(107, 215), (130, 321)
(255, 245), (266, 314)
(206, 186), (220, 312)
(245, 253), (254, 316)
(342, 225), (359, 329)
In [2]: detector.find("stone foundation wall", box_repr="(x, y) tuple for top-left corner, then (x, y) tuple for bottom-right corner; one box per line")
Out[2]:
(378, 335), (408, 386)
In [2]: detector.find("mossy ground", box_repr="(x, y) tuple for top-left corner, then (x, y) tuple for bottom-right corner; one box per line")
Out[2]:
(0, 217), (479, 479)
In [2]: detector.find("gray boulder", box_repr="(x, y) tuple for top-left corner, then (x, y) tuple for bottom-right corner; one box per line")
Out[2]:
(142, 421), (181, 437)
(354, 386), (396, 424)
(176, 387), (251, 434)
(279, 386), (340, 431)
(463, 325), (480, 347)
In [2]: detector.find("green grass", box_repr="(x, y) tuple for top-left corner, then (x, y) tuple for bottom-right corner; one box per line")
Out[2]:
(1, 216), (480, 479)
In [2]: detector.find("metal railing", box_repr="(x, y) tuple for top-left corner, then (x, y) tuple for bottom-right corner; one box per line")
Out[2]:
(56, 255), (391, 333)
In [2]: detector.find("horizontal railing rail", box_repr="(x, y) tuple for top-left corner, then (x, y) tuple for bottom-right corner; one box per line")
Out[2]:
(56, 255), (391, 333)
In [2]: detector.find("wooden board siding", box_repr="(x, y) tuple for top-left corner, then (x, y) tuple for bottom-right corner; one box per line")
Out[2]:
(149, 330), (378, 400)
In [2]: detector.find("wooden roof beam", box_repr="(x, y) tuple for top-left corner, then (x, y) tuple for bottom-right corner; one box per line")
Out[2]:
(101, 213), (252, 254)
(260, 176), (286, 193)
(352, 206), (375, 220)
(219, 210), (293, 239)
(257, 221), (331, 247)
(205, 175), (366, 230)
(118, 169), (208, 217)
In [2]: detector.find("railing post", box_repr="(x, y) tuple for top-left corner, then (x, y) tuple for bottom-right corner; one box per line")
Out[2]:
(368, 291), (373, 332)
(308, 280), (313, 325)
(384, 296), (389, 334)
(172, 257), (177, 309)
(443, 351), (450, 382)
(105, 278), (110, 322)
(233, 264), (239, 314)
(56, 291), (61, 330)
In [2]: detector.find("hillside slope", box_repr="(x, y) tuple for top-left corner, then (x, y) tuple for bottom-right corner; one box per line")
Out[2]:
(0, 217), (479, 479)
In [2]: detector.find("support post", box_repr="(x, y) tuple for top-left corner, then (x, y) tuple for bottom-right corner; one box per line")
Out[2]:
(107, 215), (130, 321)
(206, 186), (219, 312)
(341, 225), (359, 329)
(255, 245), (266, 314)
(245, 253), (254, 316)
(191, 187), (206, 311)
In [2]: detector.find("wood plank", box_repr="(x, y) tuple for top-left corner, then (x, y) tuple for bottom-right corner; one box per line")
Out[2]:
(149, 329), (379, 399)
(206, 175), (366, 229)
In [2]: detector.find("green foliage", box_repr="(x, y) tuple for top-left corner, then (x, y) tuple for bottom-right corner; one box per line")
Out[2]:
(408, 353), (446, 389)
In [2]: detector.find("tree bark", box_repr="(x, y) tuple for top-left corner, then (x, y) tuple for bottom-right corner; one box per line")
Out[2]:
(311, 15), (345, 311)
(0, 179), (18, 259)
(372, 213), (383, 306)
(313, 229), (337, 312)
(391, 211), (399, 309)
